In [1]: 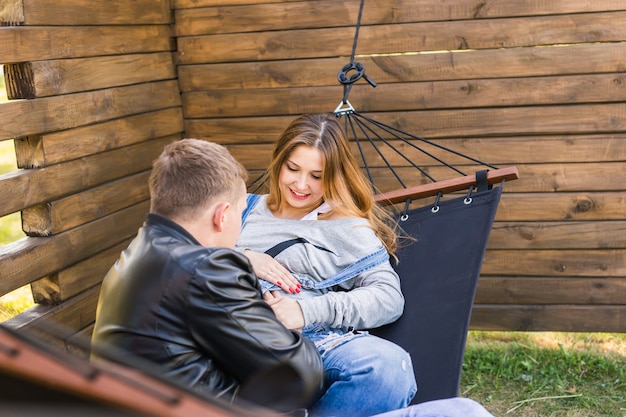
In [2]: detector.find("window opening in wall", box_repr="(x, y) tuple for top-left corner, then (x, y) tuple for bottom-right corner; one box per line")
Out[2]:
(0, 64), (35, 321)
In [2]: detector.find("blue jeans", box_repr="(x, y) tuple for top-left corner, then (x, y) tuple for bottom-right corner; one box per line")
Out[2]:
(371, 398), (496, 417)
(307, 330), (417, 417)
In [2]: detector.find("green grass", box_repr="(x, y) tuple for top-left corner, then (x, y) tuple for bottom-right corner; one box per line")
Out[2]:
(0, 65), (6, 101)
(0, 286), (35, 321)
(462, 331), (626, 417)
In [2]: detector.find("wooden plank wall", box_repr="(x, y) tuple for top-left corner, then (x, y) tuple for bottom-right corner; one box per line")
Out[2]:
(0, 0), (183, 348)
(174, 0), (626, 332)
(1, 0), (624, 345)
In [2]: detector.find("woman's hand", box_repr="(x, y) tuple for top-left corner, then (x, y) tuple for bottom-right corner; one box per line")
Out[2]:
(263, 291), (305, 332)
(244, 250), (301, 294)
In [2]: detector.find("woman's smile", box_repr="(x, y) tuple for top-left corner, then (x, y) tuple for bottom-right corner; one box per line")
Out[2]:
(289, 188), (310, 200)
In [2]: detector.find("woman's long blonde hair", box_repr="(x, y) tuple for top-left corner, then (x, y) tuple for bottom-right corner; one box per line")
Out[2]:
(265, 113), (399, 256)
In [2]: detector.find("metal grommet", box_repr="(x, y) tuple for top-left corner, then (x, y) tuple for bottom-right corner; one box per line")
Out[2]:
(431, 191), (442, 213)
(400, 198), (411, 222)
(464, 186), (474, 205)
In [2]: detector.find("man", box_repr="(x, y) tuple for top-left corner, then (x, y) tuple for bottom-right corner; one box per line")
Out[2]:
(91, 139), (324, 413)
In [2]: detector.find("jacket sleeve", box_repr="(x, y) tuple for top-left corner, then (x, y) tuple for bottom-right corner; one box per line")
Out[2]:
(185, 248), (323, 410)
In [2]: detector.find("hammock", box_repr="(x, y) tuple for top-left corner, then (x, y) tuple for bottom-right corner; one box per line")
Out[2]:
(333, 108), (517, 405)
(371, 170), (508, 404)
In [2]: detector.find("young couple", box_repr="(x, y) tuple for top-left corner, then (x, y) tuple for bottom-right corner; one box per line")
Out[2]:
(92, 114), (495, 417)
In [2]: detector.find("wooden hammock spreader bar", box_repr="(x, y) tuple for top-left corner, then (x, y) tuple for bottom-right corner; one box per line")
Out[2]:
(375, 166), (519, 206)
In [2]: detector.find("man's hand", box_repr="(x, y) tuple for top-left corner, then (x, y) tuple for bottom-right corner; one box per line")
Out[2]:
(263, 291), (305, 332)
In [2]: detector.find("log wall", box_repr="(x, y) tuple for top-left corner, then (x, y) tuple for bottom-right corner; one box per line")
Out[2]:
(174, 0), (626, 333)
(0, 0), (624, 352)
(0, 0), (183, 347)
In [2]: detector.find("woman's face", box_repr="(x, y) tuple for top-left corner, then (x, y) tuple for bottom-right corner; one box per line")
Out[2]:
(277, 145), (324, 218)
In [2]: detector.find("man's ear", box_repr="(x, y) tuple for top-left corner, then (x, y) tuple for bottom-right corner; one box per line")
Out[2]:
(212, 201), (230, 232)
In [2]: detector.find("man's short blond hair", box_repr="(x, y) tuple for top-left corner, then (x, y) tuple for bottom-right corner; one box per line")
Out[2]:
(149, 139), (248, 219)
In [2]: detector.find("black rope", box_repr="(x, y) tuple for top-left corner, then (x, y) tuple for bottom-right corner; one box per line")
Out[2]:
(247, 170), (268, 193)
(355, 112), (498, 171)
(344, 115), (374, 188)
(338, 0), (376, 105)
(347, 113), (406, 188)
(351, 113), (436, 183)
(335, 110), (501, 192)
(349, 0), (364, 63)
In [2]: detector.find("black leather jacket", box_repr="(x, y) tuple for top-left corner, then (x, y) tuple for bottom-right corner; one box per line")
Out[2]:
(92, 214), (324, 411)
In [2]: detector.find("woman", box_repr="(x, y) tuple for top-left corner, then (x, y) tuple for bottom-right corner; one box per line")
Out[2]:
(235, 113), (417, 417)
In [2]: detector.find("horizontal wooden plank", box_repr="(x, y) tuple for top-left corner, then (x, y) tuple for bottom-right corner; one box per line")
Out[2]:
(15, 108), (184, 168)
(3, 285), (100, 349)
(19, 0), (171, 25)
(229, 134), (626, 167)
(488, 221), (626, 250)
(360, 103), (626, 138)
(186, 103), (626, 142)
(174, 0), (282, 7)
(179, 42), (626, 91)
(174, 0), (357, 36)
(177, 11), (626, 64)
(175, 0), (626, 36)
(475, 277), (626, 305)
(0, 80), (181, 141)
(66, 323), (93, 357)
(6, 53), (176, 99)
(32, 240), (130, 304)
(0, 202), (148, 296)
(470, 305), (626, 332)
(499, 162), (626, 193)
(183, 72), (626, 118)
(240, 162), (626, 197)
(481, 249), (626, 277)
(0, 136), (175, 218)
(186, 115), (294, 144)
(0, 25), (172, 64)
(233, 145), (501, 174)
(387, 191), (626, 226)
(22, 171), (150, 236)
(495, 192), (626, 222)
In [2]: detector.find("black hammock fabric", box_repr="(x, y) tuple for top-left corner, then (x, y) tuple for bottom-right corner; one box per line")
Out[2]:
(372, 184), (503, 405)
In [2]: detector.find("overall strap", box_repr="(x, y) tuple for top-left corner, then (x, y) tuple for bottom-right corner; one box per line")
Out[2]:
(259, 246), (389, 292)
(242, 194), (262, 226)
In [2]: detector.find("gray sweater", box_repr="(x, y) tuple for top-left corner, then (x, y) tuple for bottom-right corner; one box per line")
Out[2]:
(235, 195), (404, 331)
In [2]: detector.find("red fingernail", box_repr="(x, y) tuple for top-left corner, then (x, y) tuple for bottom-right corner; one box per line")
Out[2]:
(297, 283), (302, 288)
(296, 288), (301, 293)
(276, 281), (282, 286)
(288, 288), (294, 293)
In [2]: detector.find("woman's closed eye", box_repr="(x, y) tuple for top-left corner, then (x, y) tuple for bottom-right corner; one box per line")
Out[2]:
(287, 165), (322, 180)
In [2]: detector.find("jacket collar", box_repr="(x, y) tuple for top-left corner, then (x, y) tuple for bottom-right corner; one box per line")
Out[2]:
(145, 213), (201, 246)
